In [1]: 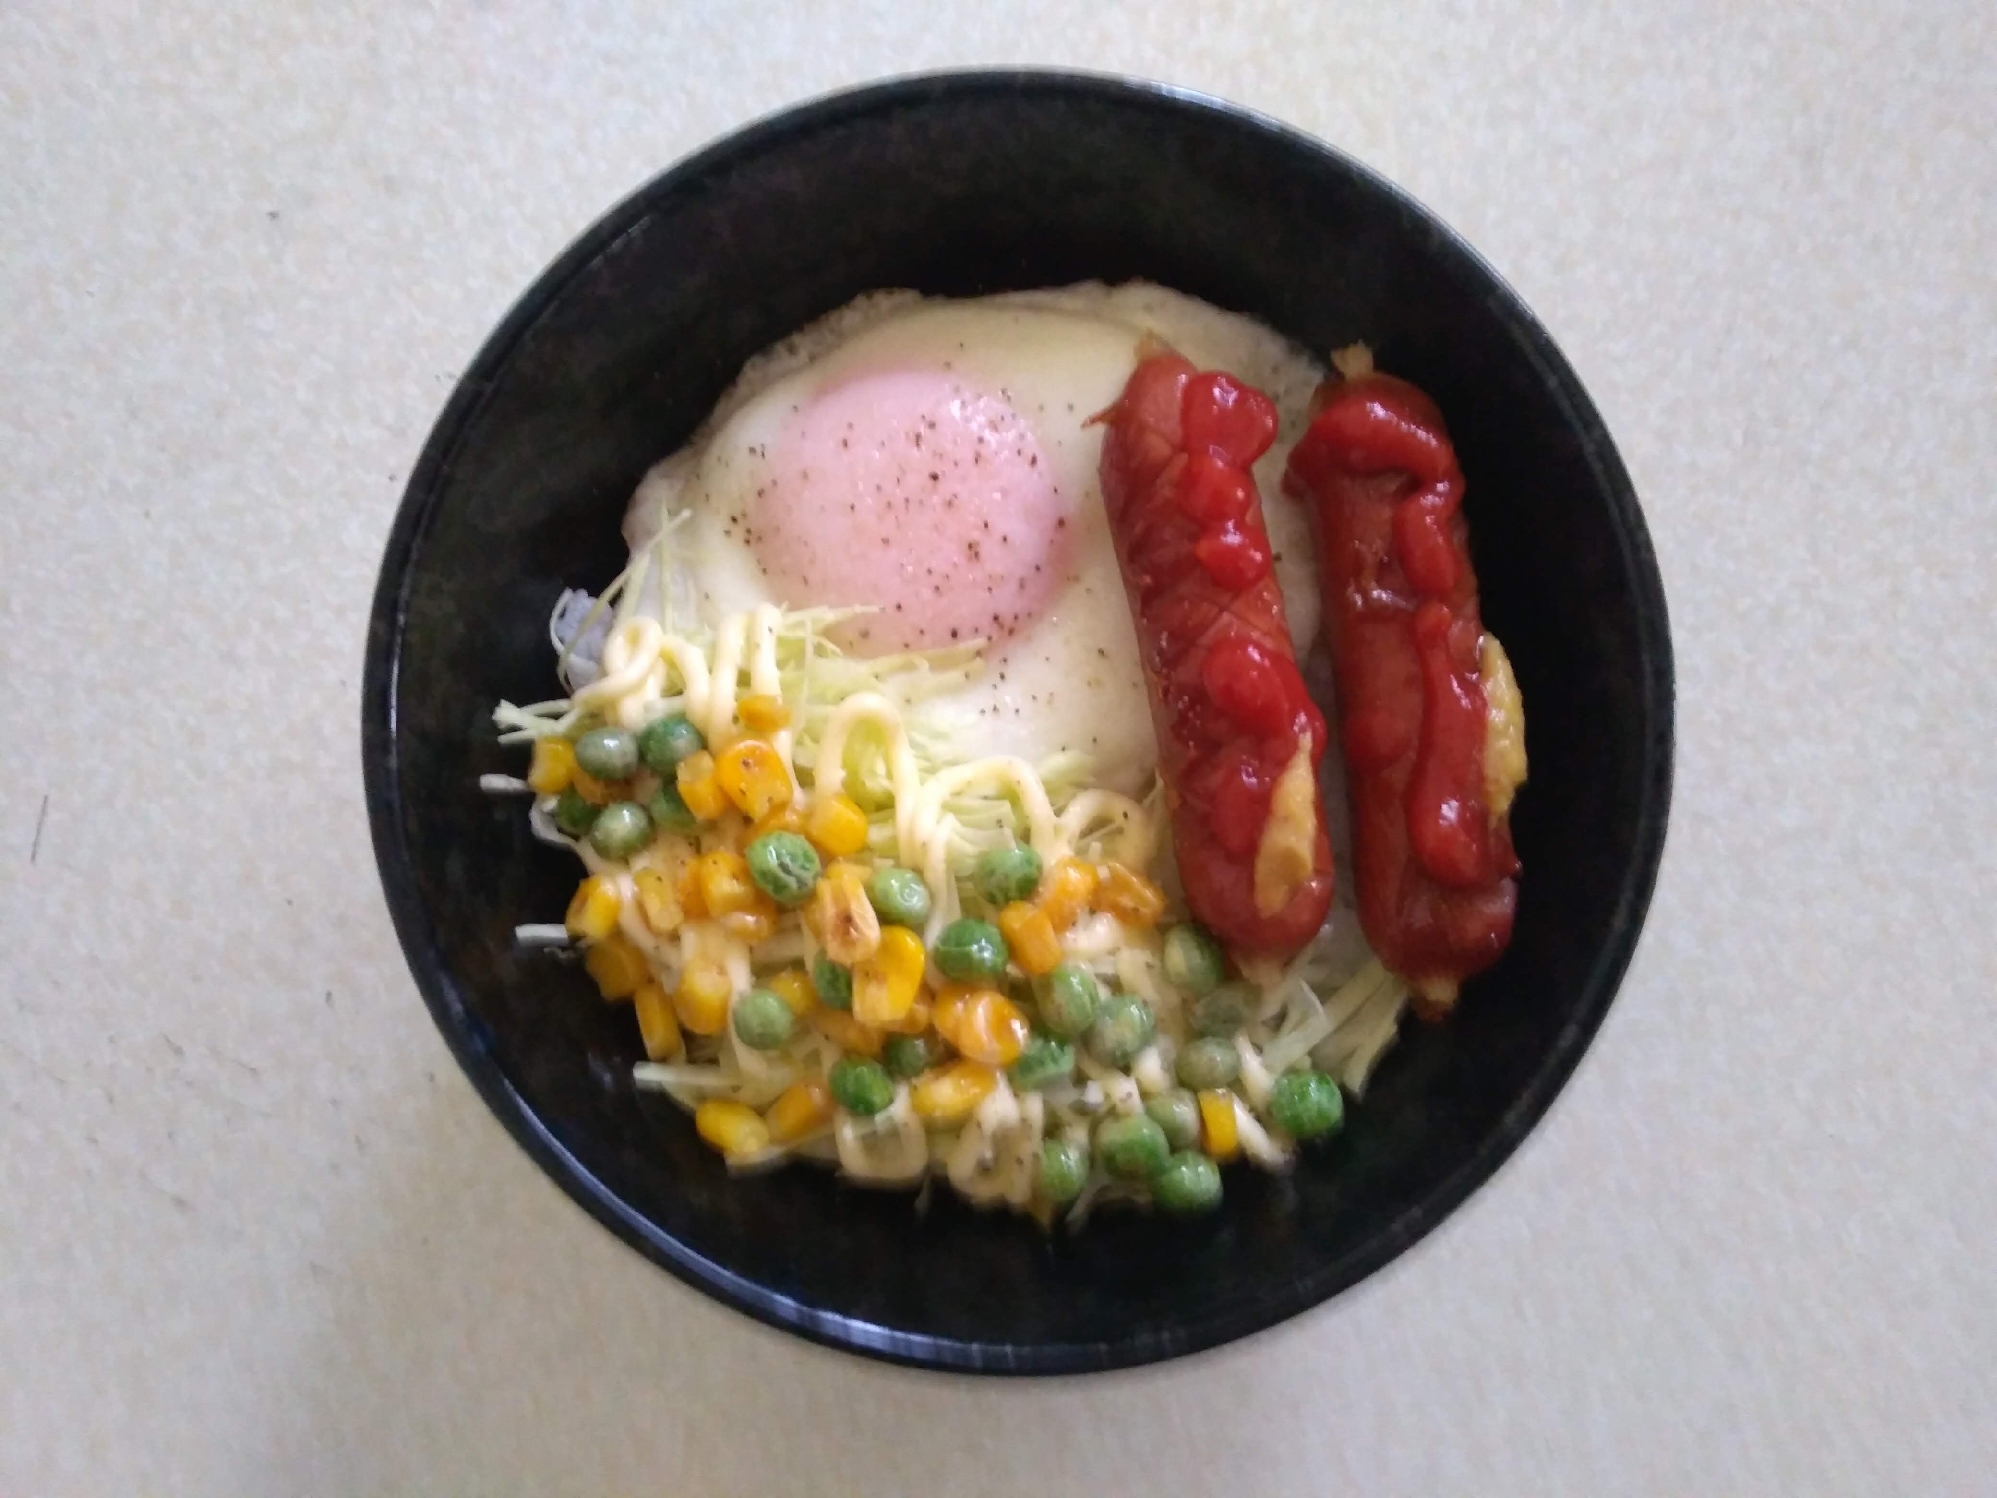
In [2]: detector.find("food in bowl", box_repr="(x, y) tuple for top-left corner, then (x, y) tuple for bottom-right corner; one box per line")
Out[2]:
(485, 282), (1524, 1223)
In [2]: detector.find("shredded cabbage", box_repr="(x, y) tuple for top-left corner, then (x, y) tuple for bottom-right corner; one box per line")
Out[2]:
(512, 923), (571, 949)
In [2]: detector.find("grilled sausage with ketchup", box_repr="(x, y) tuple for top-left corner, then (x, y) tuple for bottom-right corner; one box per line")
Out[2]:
(1095, 345), (1335, 963)
(1284, 347), (1525, 1013)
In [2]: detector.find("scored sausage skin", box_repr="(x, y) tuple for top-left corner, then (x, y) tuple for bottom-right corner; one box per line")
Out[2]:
(1096, 350), (1334, 962)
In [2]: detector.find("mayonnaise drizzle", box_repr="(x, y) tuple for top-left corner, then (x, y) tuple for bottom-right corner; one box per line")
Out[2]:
(1057, 789), (1154, 869)
(705, 611), (746, 746)
(917, 758), (1060, 857)
(743, 604), (801, 792)
(572, 617), (666, 727)
(565, 602), (800, 793)
(813, 691), (927, 861)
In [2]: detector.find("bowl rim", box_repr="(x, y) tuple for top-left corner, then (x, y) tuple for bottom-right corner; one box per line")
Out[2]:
(362, 66), (1675, 1376)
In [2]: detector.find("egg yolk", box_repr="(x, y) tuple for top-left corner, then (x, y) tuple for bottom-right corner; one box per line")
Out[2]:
(746, 368), (1072, 655)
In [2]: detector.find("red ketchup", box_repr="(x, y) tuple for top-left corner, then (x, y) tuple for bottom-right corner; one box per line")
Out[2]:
(1097, 354), (1334, 961)
(1286, 366), (1518, 1006)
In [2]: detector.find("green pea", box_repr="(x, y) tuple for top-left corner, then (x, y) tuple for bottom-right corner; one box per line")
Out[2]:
(1037, 1139), (1090, 1205)
(647, 781), (698, 836)
(552, 785), (600, 837)
(731, 988), (795, 1052)
(1096, 1112), (1170, 1180)
(1162, 923), (1228, 997)
(810, 954), (853, 1011)
(746, 831), (821, 907)
(1270, 1070), (1345, 1140)
(1009, 1034), (1075, 1092)
(866, 867), (931, 929)
(1152, 1151), (1223, 1213)
(586, 800), (652, 859)
(1190, 983), (1252, 1037)
(932, 919), (1009, 982)
(1086, 992), (1155, 1068)
(574, 726), (638, 781)
(1175, 1036), (1242, 1091)
(974, 844), (1043, 906)
(830, 1056), (895, 1116)
(1039, 963), (1100, 1038)
(637, 713), (705, 777)
(1145, 1090), (1202, 1151)
(881, 1032), (942, 1079)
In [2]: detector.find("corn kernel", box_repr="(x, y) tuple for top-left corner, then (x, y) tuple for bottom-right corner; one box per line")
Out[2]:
(1036, 856), (1099, 932)
(564, 876), (621, 940)
(964, 992), (1031, 1066)
(931, 983), (973, 1036)
(1198, 1090), (1241, 1162)
(696, 849), (760, 918)
(738, 693), (791, 733)
(997, 902), (1062, 976)
(1096, 861), (1166, 928)
(527, 737), (576, 794)
(806, 861), (881, 965)
(633, 981), (683, 1061)
(764, 1077), (833, 1144)
(675, 861), (710, 921)
(879, 994), (932, 1036)
(695, 1099), (769, 1159)
(910, 1060), (1000, 1123)
(675, 751), (728, 820)
(583, 935), (648, 1001)
(715, 738), (792, 820)
(804, 793), (870, 858)
(632, 867), (684, 935)
(571, 765), (626, 807)
(765, 967), (818, 1018)
(673, 958), (732, 1036)
(749, 803), (807, 842)
(932, 986), (1031, 1066)
(811, 1007), (885, 1058)
(854, 925), (926, 1027)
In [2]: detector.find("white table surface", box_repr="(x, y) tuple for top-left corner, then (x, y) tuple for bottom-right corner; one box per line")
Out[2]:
(4, 3), (1991, 1493)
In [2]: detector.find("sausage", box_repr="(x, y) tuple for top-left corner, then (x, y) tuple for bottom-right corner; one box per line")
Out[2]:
(1096, 346), (1335, 962)
(1283, 348), (1522, 1013)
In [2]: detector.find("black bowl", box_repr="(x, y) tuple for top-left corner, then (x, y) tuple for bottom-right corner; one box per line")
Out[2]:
(363, 71), (1672, 1373)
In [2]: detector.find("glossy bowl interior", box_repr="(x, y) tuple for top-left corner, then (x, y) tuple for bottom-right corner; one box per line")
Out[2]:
(363, 71), (1672, 1373)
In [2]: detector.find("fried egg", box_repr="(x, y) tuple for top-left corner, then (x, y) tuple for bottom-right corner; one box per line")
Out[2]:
(625, 283), (1327, 795)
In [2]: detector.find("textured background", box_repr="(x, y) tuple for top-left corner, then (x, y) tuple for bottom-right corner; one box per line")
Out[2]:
(2, 2), (1991, 1493)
